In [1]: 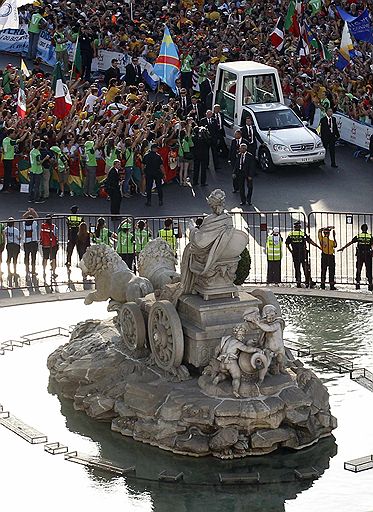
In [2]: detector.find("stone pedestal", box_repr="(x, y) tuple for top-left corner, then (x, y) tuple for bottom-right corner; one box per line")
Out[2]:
(177, 291), (260, 368)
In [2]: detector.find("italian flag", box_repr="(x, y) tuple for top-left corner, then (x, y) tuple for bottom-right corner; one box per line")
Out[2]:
(17, 72), (26, 119)
(52, 62), (72, 119)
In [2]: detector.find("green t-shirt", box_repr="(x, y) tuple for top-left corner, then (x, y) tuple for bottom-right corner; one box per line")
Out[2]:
(124, 147), (134, 168)
(28, 13), (43, 34)
(2, 137), (16, 160)
(105, 147), (118, 167)
(85, 143), (97, 167)
(29, 148), (42, 174)
(55, 31), (67, 52)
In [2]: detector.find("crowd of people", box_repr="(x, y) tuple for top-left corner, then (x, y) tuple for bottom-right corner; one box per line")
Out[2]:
(0, 0), (373, 209)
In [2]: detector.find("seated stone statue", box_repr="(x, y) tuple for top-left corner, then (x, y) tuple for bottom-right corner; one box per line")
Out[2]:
(80, 245), (153, 305)
(244, 304), (287, 374)
(180, 189), (248, 299)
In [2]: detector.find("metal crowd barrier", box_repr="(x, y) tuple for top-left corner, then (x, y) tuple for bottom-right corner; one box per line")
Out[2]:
(0, 211), (372, 291)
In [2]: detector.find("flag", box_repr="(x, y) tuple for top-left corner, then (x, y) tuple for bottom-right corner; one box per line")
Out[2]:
(0, 0), (19, 30)
(297, 22), (310, 64)
(52, 62), (72, 119)
(284, 0), (301, 37)
(336, 22), (354, 71)
(309, 0), (321, 15)
(305, 24), (332, 60)
(20, 58), (30, 78)
(269, 16), (285, 52)
(153, 25), (180, 93)
(71, 36), (82, 78)
(17, 71), (26, 118)
(336, 7), (373, 43)
(319, 41), (332, 61)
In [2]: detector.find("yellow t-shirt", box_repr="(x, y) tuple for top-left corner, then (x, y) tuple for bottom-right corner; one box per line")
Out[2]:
(318, 233), (336, 255)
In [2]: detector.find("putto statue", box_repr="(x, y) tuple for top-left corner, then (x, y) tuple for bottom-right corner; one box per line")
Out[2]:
(138, 238), (180, 291)
(211, 324), (269, 397)
(180, 189), (248, 299)
(80, 245), (153, 305)
(244, 304), (287, 375)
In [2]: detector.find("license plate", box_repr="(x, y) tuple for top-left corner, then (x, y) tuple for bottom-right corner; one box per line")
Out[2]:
(300, 158), (310, 162)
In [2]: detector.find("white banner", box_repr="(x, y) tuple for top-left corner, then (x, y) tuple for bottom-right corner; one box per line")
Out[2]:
(335, 112), (373, 150)
(98, 49), (131, 74)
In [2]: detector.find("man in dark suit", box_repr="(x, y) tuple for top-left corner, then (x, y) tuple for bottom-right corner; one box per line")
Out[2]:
(241, 115), (259, 158)
(200, 110), (220, 170)
(233, 143), (255, 206)
(213, 104), (228, 158)
(320, 108), (340, 168)
(177, 88), (191, 119)
(187, 96), (205, 124)
(125, 57), (142, 86)
(104, 58), (121, 87)
(229, 129), (248, 193)
(199, 74), (213, 110)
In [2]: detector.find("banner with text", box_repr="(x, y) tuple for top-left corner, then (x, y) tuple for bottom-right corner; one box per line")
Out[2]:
(335, 112), (373, 150)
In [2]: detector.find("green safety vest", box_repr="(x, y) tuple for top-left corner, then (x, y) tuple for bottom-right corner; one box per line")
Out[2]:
(135, 229), (151, 253)
(85, 143), (97, 167)
(67, 215), (82, 228)
(288, 230), (305, 243)
(0, 223), (4, 245)
(105, 147), (118, 167)
(2, 137), (16, 160)
(116, 230), (134, 254)
(93, 227), (109, 245)
(357, 232), (372, 245)
(266, 235), (282, 261)
(158, 228), (177, 251)
(54, 31), (67, 52)
(28, 13), (43, 34)
(29, 148), (42, 174)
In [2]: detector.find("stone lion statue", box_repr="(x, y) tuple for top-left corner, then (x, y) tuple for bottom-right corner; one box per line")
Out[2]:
(138, 238), (180, 290)
(80, 245), (153, 305)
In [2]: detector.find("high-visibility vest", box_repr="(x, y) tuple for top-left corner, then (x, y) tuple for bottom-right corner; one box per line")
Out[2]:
(40, 223), (58, 247)
(135, 229), (151, 253)
(266, 235), (282, 261)
(287, 230), (305, 243)
(67, 215), (82, 228)
(357, 232), (372, 246)
(158, 228), (177, 251)
(93, 227), (109, 245)
(116, 230), (134, 254)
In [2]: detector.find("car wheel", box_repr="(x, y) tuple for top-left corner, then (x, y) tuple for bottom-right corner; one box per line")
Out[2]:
(259, 147), (275, 173)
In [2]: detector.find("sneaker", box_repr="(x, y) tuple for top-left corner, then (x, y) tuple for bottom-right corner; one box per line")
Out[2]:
(123, 193), (131, 198)
(89, 194), (97, 199)
(70, 191), (74, 197)
(59, 192), (64, 198)
(28, 199), (33, 203)
(83, 193), (89, 197)
(140, 192), (147, 197)
(35, 199), (45, 204)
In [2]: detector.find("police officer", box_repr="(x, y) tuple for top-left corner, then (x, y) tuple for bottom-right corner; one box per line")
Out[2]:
(338, 223), (373, 291)
(285, 221), (318, 288)
(66, 205), (83, 267)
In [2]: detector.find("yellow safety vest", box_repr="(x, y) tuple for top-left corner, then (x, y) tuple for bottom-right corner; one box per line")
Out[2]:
(357, 232), (372, 245)
(158, 228), (177, 251)
(266, 235), (282, 261)
(67, 215), (82, 228)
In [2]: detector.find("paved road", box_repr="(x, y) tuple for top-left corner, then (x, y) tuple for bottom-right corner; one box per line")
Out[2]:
(0, 144), (372, 221)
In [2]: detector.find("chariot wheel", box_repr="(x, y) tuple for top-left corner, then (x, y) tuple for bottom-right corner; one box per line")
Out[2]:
(118, 302), (146, 351)
(148, 300), (184, 370)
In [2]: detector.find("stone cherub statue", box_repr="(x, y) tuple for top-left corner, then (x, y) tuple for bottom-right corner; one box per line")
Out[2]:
(212, 324), (268, 397)
(244, 304), (287, 375)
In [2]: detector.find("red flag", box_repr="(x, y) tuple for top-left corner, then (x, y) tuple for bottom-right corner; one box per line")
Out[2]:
(270, 16), (285, 52)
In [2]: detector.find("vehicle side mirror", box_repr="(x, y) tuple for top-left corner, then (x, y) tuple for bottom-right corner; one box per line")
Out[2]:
(303, 120), (309, 127)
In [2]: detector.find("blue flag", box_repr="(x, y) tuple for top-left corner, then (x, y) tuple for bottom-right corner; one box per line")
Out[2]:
(336, 7), (373, 42)
(153, 26), (180, 93)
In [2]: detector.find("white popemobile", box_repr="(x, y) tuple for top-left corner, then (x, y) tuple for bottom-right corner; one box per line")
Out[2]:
(213, 61), (326, 171)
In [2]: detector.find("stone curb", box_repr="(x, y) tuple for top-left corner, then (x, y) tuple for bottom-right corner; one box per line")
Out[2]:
(0, 291), (88, 309)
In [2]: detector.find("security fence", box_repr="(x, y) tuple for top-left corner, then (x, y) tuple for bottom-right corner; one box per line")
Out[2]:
(0, 210), (372, 291)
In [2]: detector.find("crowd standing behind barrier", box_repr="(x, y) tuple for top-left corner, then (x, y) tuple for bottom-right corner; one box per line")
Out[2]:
(0, 211), (372, 292)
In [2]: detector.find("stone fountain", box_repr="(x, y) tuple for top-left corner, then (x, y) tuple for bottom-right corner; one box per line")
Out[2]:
(48, 189), (336, 458)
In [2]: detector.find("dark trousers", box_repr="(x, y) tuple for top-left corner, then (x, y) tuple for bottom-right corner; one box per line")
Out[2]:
(29, 173), (41, 202)
(356, 253), (373, 284)
(2, 160), (13, 191)
(110, 191), (122, 215)
(146, 175), (163, 204)
(323, 139), (336, 166)
(81, 52), (93, 81)
(66, 236), (77, 265)
(120, 253), (134, 270)
(209, 143), (220, 170)
(292, 253), (311, 285)
(321, 253), (335, 285)
(216, 131), (228, 158)
(193, 157), (208, 185)
(267, 260), (281, 284)
(237, 174), (253, 204)
(24, 241), (38, 271)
